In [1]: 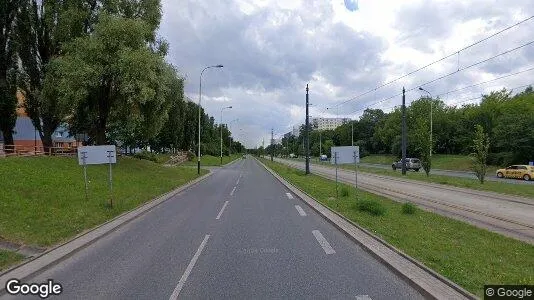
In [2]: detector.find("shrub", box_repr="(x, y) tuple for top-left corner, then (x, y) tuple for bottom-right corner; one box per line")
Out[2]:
(340, 186), (350, 197)
(402, 202), (418, 215)
(356, 199), (386, 216)
(133, 150), (158, 162)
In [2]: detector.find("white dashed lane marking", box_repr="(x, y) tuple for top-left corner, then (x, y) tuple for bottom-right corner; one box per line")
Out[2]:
(286, 192), (294, 199)
(216, 201), (229, 220)
(312, 230), (335, 255)
(230, 186), (236, 196)
(295, 205), (307, 216)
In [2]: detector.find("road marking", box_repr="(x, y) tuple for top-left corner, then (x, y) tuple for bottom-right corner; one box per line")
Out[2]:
(286, 192), (294, 199)
(236, 178), (240, 185)
(169, 235), (210, 300)
(355, 295), (372, 300)
(230, 186), (236, 196)
(295, 205), (307, 216)
(312, 230), (335, 254)
(216, 201), (229, 220)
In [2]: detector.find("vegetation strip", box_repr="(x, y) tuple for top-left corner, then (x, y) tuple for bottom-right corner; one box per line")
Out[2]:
(0, 156), (208, 247)
(0, 250), (25, 272)
(261, 158), (534, 298)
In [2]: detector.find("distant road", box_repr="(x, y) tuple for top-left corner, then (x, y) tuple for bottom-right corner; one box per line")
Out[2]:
(9, 157), (423, 299)
(359, 162), (534, 185)
(274, 157), (534, 244)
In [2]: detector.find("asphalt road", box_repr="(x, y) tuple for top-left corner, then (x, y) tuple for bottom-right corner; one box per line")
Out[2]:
(4, 157), (423, 299)
(359, 163), (534, 185)
(273, 157), (534, 244)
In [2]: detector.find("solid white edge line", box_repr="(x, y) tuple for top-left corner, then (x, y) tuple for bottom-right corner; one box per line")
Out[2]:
(355, 295), (372, 300)
(295, 205), (307, 216)
(312, 230), (336, 254)
(285, 192), (294, 199)
(230, 186), (236, 196)
(169, 234), (210, 300)
(216, 201), (229, 220)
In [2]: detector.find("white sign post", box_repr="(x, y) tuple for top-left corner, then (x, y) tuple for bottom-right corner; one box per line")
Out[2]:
(331, 146), (360, 200)
(77, 145), (117, 208)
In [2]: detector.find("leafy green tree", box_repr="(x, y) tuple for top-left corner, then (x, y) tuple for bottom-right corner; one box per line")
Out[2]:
(470, 124), (490, 184)
(0, 0), (19, 147)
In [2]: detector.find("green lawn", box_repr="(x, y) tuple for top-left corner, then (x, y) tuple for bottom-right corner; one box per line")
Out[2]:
(0, 156), (207, 247)
(361, 154), (500, 173)
(286, 157), (534, 199)
(181, 154), (242, 167)
(261, 159), (534, 297)
(0, 249), (25, 271)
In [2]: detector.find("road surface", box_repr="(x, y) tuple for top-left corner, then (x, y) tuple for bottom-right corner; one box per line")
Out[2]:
(273, 157), (534, 244)
(3, 157), (423, 299)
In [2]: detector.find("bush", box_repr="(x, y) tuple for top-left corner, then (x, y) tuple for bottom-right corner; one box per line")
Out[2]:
(133, 150), (158, 162)
(402, 202), (418, 215)
(487, 152), (514, 167)
(186, 151), (195, 161)
(356, 199), (386, 216)
(340, 186), (350, 197)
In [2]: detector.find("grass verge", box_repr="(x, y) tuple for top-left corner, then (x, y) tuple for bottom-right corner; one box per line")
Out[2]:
(261, 158), (534, 297)
(361, 154), (499, 173)
(181, 154), (242, 167)
(0, 250), (25, 271)
(0, 156), (208, 247)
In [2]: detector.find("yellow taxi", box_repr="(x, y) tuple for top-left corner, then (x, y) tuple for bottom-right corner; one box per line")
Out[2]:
(496, 165), (534, 181)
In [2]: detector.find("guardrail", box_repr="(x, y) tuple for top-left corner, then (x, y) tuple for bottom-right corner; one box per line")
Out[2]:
(0, 145), (78, 157)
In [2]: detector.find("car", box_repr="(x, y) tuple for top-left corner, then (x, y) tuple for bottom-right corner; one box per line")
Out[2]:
(320, 154), (328, 161)
(392, 158), (421, 171)
(496, 165), (533, 181)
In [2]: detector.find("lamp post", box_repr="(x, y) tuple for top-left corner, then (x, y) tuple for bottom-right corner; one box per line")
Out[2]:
(418, 87), (433, 158)
(198, 64), (223, 174)
(220, 106), (232, 165)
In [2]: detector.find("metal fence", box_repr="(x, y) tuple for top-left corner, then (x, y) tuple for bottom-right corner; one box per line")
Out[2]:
(0, 144), (78, 157)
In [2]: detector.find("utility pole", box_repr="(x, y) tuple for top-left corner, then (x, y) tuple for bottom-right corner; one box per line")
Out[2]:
(305, 84), (310, 174)
(351, 121), (354, 146)
(401, 87), (407, 175)
(271, 128), (274, 161)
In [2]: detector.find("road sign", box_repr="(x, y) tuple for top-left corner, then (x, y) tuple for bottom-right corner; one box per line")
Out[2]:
(77, 145), (116, 165)
(330, 146), (359, 164)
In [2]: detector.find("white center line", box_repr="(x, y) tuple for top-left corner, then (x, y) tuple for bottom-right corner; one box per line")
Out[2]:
(169, 234), (210, 300)
(355, 295), (372, 300)
(312, 230), (336, 254)
(216, 201), (229, 220)
(236, 178), (240, 185)
(285, 192), (294, 199)
(295, 205), (307, 216)
(230, 186), (236, 196)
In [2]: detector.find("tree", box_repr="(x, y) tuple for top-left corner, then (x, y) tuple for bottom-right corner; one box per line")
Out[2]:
(471, 124), (490, 184)
(53, 14), (167, 145)
(0, 0), (19, 147)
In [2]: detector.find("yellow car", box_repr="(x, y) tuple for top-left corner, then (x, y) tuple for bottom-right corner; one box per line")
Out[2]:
(496, 165), (534, 181)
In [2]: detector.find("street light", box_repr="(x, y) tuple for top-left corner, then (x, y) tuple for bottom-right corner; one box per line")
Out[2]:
(220, 106), (232, 165)
(198, 64), (224, 174)
(418, 87), (433, 158)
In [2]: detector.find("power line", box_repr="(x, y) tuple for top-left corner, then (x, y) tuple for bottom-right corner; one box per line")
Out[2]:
(332, 15), (534, 109)
(345, 39), (534, 115)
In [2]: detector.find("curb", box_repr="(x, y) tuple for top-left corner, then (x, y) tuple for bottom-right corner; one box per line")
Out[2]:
(256, 158), (478, 300)
(0, 171), (213, 295)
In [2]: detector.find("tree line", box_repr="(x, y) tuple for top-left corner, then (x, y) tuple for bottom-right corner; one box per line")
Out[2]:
(0, 0), (243, 156)
(267, 86), (533, 169)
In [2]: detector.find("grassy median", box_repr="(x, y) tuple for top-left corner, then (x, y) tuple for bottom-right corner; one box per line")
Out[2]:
(0, 250), (25, 271)
(0, 156), (207, 247)
(261, 158), (534, 297)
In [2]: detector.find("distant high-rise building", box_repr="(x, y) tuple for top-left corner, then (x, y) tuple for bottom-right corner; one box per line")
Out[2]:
(311, 117), (351, 131)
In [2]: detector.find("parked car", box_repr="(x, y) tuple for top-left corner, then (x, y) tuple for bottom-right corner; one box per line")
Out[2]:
(496, 165), (533, 181)
(392, 158), (421, 171)
(320, 154), (328, 161)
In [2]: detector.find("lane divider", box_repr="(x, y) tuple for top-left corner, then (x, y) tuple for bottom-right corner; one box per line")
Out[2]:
(295, 205), (307, 216)
(169, 234), (210, 300)
(230, 186), (236, 196)
(285, 192), (294, 199)
(216, 201), (229, 220)
(312, 230), (335, 255)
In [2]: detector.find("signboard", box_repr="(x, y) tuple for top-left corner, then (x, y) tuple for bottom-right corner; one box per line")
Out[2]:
(331, 146), (359, 164)
(77, 145), (116, 165)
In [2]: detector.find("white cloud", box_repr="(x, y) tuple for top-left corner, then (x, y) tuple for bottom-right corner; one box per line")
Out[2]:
(160, 0), (534, 147)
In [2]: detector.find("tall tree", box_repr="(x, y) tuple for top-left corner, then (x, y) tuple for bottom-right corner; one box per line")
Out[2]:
(471, 124), (490, 184)
(0, 0), (19, 147)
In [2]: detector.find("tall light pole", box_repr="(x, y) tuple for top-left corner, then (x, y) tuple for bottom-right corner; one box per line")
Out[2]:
(220, 106), (232, 165)
(198, 64), (223, 174)
(419, 87), (433, 158)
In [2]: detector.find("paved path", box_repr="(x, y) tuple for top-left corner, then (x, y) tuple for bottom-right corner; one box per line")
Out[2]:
(274, 157), (534, 244)
(2, 157), (423, 299)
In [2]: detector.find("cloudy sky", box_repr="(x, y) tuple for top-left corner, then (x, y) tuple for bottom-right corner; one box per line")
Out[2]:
(159, 0), (534, 148)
